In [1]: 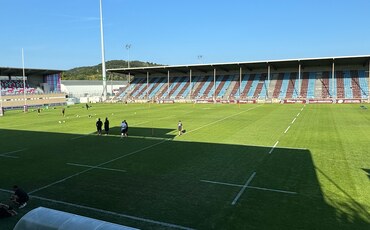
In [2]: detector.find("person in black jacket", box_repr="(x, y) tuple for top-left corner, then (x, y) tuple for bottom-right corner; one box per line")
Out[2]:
(10, 185), (29, 209)
(104, 117), (110, 135)
(96, 118), (103, 136)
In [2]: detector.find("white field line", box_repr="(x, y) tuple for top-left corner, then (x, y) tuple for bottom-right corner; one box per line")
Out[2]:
(0, 154), (19, 159)
(32, 107), (261, 194)
(269, 141), (279, 154)
(200, 180), (242, 187)
(67, 163), (126, 173)
(29, 139), (168, 194)
(291, 118), (297, 124)
(0, 188), (194, 230)
(247, 186), (297, 195)
(231, 172), (256, 205)
(200, 180), (297, 195)
(186, 105), (262, 134)
(297, 112), (300, 117)
(0, 148), (27, 158)
(284, 126), (291, 134)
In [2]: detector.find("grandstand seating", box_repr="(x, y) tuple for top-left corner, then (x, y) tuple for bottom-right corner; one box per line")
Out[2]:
(0, 80), (36, 95)
(116, 69), (369, 101)
(358, 70), (369, 98)
(321, 72), (331, 98)
(343, 71), (353, 99)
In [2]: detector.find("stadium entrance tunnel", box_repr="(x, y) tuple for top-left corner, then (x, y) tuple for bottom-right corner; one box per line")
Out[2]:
(14, 207), (138, 230)
(0, 128), (369, 229)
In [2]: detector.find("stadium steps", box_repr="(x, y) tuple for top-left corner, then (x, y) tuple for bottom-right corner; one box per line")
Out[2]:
(300, 72), (309, 98)
(272, 73), (284, 98)
(350, 70), (362, 98)
(224, 75), (238, 99)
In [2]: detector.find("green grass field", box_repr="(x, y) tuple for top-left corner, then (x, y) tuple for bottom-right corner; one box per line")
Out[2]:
(0, 103), (369, 229)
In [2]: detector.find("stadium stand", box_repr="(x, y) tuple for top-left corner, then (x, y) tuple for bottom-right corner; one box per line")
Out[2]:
(107, 55), (370, 103)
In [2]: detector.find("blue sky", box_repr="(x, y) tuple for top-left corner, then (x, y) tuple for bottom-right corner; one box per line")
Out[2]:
(1, 0), (370, 70)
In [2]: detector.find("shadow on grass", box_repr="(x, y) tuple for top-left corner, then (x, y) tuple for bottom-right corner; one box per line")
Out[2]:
(0, 128), (369, 229)
(107, 126), (176, 139)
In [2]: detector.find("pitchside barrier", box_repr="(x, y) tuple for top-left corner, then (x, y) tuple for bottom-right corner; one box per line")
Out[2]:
(13, 207), (138, 230)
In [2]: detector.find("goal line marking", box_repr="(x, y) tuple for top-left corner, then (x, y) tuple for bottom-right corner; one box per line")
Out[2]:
(0, 188), (194, 230)
(67, 163), (127, 173)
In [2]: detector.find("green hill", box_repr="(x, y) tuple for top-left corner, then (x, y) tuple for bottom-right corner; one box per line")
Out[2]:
(62, 60), (162, 80)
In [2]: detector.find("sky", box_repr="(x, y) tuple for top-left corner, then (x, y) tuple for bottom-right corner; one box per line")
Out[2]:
(1, 0), (370, 70)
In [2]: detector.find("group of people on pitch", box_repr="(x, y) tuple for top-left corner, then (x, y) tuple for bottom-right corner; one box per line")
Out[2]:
(96, 117), (111, 136)
(95, 118), (128, 137)
(0, 185), (29, 219)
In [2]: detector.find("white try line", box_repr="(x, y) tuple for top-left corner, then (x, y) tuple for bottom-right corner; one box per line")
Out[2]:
(0, 148), (27, 158)
(67, 163), (127, 173)
(200, 180), (297, 195)
(29, 139), (168, 194)
(297, 112), (300, 117)
(186, 105), (262, 134)
(269, 141), (279, 154)
(0, 188), (194, 230)
(291, 118), (296, 124)
(284, 126), (291, 134)
(231, 172), (256, 205)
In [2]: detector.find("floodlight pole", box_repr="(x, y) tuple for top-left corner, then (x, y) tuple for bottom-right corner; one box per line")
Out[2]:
(22, 48), (27, 112)
(126, 44), (131, 68)
(99, 0), (107, 101)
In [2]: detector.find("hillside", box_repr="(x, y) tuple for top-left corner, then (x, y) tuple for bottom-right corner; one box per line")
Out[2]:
(62, 60), (162, 80)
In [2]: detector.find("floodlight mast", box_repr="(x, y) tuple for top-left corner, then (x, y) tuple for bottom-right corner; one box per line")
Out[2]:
(126, 44), (131, 68)
(99, 0), (107, 101)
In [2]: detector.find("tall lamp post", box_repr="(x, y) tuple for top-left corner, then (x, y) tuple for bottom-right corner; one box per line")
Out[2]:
(126, 44), (131, 68)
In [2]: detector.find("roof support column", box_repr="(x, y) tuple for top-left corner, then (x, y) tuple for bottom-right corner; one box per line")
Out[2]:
(213, 68), (216, 102)
(239, 67), (242, 100)
(298, 63), (301, 98)
(167, 70), (170, 99)
(189, 69), (192, 101)
(332, 61), (335, 100)
(146, 72), (149, 100)
(267, 64), (271, 99)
